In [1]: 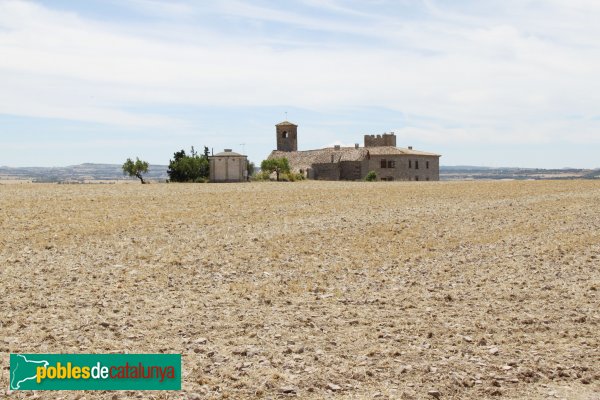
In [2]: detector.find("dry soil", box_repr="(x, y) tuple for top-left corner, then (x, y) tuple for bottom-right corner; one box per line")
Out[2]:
(1, 181), (599, 399)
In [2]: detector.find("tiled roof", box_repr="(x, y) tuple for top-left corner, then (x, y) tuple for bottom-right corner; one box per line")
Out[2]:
(268, 148), (363, 171)
(268, 146), (440, 171)
(212, 150), (245, 157)
(366, 147), (441, 157)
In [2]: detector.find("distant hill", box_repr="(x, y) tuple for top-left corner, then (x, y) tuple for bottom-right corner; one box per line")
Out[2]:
(0, 163), (169, 183)
(0, 163), (598, 183)
(440, 165), (493, 171)
(440, 166), (600, 180)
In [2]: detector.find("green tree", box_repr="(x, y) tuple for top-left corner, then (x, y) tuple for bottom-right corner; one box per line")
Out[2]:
(365, 171), (377, 181)
(167, 146), (209, 182)
(247, 161), (256, 178)
(122, 157), (149, 184)
(261, 157), (290, 181)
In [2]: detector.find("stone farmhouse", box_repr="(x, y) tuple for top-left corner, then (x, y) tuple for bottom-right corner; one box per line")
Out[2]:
(267, 121), (441, 181)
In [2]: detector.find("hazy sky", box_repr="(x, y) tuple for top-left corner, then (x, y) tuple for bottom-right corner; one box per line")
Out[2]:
(1, 0), (599, 168)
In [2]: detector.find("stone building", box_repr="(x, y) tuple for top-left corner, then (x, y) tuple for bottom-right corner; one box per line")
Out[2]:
(276, 121), (298, 152)
(267, 121), (441, 181)
(209, 149), (248, 182)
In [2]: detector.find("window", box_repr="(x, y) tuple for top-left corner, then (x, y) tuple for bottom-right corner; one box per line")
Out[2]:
(426, 161), (429, 169)
(282, 131), (288, 138)
(387, 160), (395, 168)
(415, 160), (419, 169)
(409, 160), (412, 169)
(380, 159), (387, 168)
(426, 177), (429, 181)
(415, 176), (419, 181)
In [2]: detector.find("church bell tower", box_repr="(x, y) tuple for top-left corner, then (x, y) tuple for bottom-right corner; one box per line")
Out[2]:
(276, 121), (298, 152)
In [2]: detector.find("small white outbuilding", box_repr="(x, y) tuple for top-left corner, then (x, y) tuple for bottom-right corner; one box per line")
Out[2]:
(209, 149), (248, 182)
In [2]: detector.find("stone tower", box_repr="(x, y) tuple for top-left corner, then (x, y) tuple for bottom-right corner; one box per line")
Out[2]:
(364, 133), (396, 147)
(276, 121), (298, 152)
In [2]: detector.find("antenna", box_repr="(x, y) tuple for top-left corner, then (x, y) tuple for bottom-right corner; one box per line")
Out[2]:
(285, 111), (288, 121)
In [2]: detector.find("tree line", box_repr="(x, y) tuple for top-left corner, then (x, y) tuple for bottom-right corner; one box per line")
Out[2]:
(122, 147), (258, 183)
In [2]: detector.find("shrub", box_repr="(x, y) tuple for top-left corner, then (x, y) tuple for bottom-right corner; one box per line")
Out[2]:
(284, 172), (305, 182)
(365, 171), (377, 181)
(251, 171), (271, 181)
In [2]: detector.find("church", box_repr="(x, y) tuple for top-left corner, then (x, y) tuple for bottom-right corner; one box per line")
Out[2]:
(267, 121), (441, 181)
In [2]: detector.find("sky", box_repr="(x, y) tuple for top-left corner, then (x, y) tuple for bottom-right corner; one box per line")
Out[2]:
(1, 0), (599, 168)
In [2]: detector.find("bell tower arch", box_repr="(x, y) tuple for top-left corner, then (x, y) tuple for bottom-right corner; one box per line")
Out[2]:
(276, 121), (298, 152)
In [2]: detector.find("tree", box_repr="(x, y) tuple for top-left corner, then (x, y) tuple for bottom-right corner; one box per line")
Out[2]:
(122, 157), (149, 184)
(167, 146), (209, 182)
(247, 161), (256, 178)
(261, 157), (290, 181)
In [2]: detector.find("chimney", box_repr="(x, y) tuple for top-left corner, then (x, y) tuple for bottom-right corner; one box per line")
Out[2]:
(408, 146), (413, 150)
(355, 143), (359, 149)
(334, 145), (341, 150)
(224, 149), (232, 152)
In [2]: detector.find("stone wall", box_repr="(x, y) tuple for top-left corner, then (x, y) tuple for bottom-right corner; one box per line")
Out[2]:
(311, 162), (340, 180)
(364, 133), (396, 147)
(364, 155), (439, 181)
(340, 161), (362, 180)
(210, 156), (247, 182)
(276, 124), (298, 152)
(308, 155), (439, 181)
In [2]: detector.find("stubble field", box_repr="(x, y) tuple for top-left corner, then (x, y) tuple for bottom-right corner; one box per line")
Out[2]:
(1, 180), (599, 399)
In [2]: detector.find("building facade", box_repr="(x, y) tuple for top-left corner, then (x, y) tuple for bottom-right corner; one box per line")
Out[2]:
(209, 149), (248, 182)
(268, 122), (441, 181)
